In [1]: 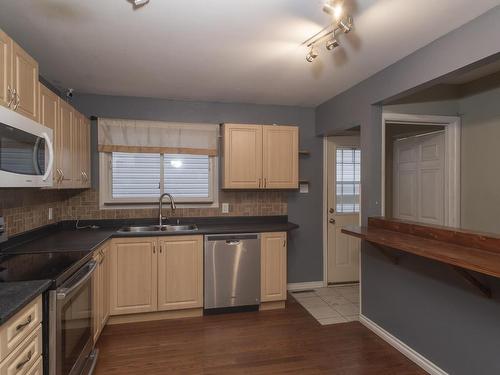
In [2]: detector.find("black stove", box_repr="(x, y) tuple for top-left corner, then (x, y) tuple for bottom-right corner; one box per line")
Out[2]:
(0, 251), (90, 287)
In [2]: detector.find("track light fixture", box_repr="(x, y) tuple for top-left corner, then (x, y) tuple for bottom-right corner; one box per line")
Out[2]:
(326, 37), (340, 51)
(306, 47), (319, 63)
(129, 0), (150, 8)
(338, 16), (353, 34)
(302, 1), (354, 63)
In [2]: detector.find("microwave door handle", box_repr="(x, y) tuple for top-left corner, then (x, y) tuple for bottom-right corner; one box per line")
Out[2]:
(41, 132), (54, 182)
(32, 138), (42, 175)
(57, 261), (97, 300)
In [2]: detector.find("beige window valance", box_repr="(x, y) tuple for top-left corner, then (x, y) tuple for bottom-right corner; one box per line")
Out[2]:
(98, 118), (219, 156)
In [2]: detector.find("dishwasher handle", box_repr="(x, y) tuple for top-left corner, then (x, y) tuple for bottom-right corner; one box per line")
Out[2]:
(225, 240), (241, 245)
(206, 233), (259, 242)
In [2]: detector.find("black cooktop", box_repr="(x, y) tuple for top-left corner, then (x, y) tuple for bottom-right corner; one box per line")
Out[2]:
(0, 251), (90, 287)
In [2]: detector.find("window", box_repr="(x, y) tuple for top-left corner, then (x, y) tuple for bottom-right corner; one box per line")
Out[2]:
(101, 152), (217, 206)
(336, 147), (360, 213)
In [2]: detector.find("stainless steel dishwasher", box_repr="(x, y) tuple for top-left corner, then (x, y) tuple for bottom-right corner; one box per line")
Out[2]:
(204, 233), (260, 310)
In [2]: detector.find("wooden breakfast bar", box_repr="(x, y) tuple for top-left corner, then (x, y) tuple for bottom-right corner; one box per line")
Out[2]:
(342, 217), (500, 298)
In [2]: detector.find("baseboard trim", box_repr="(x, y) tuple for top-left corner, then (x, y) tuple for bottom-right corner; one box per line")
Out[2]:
(287, 281), (324, 291)
(359, 314), (448, 375)
(108, 308), (203, 325)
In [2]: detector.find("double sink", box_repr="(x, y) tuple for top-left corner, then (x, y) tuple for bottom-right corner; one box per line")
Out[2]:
(118, 224), (198, 233)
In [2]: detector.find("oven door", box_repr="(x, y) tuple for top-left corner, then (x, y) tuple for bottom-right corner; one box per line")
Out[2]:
(0, 105), (54, 187)
(50, 261), (97, 375)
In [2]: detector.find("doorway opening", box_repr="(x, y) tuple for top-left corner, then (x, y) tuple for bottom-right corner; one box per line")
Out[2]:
(324, 136), (361, 285)
(382, 113), (461, 227)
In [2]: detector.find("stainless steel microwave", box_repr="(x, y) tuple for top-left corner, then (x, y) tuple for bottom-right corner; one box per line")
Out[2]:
(0, 105), (54, 187)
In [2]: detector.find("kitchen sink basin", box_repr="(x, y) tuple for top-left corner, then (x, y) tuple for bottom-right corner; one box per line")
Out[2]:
(118, 224), (198, 233)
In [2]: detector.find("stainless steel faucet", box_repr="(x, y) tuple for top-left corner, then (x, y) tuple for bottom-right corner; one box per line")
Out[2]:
(159, 193), (176, 226)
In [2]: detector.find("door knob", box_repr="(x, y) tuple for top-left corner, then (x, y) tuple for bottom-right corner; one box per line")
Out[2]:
(329, 219), (336, 224)
(329, 208), (334, 214)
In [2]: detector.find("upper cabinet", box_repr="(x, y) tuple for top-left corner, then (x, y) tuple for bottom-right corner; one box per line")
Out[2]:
(222, 124), (263, 189)
(11, 41), (39, 121)
(262, 125), (298, 189)
(222, 123), (299, 189)
(0, 29), (12, 109)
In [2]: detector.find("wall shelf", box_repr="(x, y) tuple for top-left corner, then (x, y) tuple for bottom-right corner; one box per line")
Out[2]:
(342, 217), (500, 298)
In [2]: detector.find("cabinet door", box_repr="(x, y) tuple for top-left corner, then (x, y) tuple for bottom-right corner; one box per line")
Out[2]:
(92, 251), (102, 343)
(12, 41), (38, 121)
(39, 84), (59, 184)
(57, 99), (74, 187)
(262, 125), (298, 189)
(261, 232), (287, 302)
(80, 116), (91, 188)
(0, 29), (12, 109)
(222, 124), (263, 189)
(72, 112), (83, 188)
(110, 238), (158, 315)
(157, 235), (203, 311)
(100, 244), (110, 326)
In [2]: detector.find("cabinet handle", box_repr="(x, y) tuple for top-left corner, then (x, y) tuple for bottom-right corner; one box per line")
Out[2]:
(258, 178), (261, 188)
(264, 178), (267, 188)
(6, 85), (13, 108)
(283, 239), (286, 247)
(153, 244), (156, 254)
(16, 315), (32, 331)
(15, 350), (32, 371)
(13, 90), (20, 111)
(159, 244), (162, 254)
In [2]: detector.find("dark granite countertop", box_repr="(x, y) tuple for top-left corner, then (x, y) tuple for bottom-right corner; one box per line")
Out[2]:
(0, 216), (298, 321)
(0, 280), (51, 324)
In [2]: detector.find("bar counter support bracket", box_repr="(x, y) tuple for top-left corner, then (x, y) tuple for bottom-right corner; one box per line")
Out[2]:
(451, 266), (492, 299)
(369, 242), (401, 265)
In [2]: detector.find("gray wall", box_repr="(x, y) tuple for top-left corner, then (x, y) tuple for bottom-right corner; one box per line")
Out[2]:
(316, 6), (500, 375)
(460, 85), (500, 234)
(72, 94), (323, 284)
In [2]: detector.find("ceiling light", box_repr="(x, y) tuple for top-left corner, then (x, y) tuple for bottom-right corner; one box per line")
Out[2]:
(131, 0), (149, 7)
(323, 2), (343, 20)
(338, 16), (353, 34)
(326, 38), (340, 51)
(306, 47), (318, 63)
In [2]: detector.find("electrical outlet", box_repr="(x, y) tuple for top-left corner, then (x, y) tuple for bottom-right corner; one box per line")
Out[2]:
(48, 207), (53, 220)
(221, 203), (230, 213)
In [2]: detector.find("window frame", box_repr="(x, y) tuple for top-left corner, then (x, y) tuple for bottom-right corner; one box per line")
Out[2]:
(99, 152), (219, 208)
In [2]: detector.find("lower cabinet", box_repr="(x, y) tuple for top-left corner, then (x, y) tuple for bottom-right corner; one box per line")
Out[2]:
(0, 296), (43, 375)
(109, 235), (204, 317)
(157, 236), (203, 311)
(109, 237), (158, 316)
(261, 232), (287, 302)
(92, 243), (110, 343)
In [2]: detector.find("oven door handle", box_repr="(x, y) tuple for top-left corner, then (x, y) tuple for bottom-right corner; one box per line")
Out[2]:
(57, 261), (97, 300)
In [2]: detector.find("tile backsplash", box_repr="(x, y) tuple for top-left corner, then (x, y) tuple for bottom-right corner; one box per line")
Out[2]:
(0, 188), (287, 237)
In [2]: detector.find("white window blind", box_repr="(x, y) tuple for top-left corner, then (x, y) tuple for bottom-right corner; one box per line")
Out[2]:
(109, 152), (214, 203)
(112, 152), (160, 198)
(164, 154), (209, 198)
(336, 147), (361, 213)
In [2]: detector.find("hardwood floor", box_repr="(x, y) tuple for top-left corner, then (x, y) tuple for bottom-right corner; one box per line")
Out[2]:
(95, 297), (426, 375)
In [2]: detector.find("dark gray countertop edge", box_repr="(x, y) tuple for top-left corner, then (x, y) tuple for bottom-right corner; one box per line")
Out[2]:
(0, 280), (51, 324)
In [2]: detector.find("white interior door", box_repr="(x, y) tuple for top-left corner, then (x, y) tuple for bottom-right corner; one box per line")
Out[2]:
(327, 137), (361, 284)
(393, 131), (445, 225)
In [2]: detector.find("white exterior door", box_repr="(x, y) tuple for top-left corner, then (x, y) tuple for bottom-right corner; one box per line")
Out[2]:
(393, 132), (445, 225)
(327, 137), (361, 284)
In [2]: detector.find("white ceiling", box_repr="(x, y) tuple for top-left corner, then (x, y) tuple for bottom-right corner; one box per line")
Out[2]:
(0, 0), (499, 107)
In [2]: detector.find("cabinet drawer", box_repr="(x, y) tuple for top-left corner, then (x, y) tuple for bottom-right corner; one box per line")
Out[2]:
(0, 324), (42, 375)
(0, 297), (42, 362)
(25, 357), (42, 375)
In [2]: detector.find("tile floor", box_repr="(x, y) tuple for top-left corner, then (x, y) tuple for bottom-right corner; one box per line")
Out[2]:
(291, 283), (360, 325)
